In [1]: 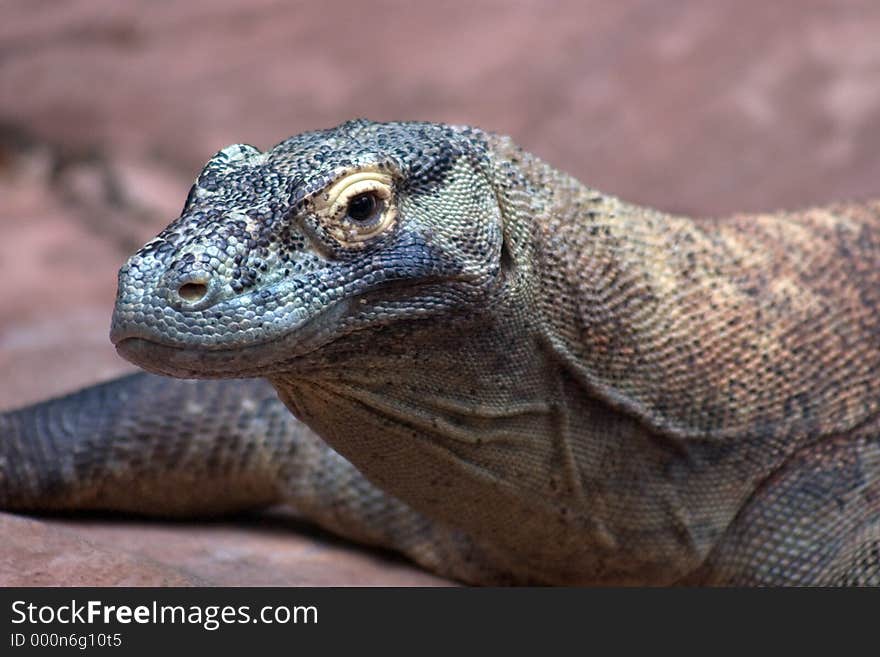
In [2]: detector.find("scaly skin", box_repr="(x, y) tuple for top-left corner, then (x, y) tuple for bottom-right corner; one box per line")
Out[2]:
(2, 120), (879, 585)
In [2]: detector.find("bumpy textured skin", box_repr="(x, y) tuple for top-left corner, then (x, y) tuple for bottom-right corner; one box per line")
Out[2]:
(2, 120), (879, 585)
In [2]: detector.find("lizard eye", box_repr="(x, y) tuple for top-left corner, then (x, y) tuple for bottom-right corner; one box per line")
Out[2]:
(320, 170), (397, 245)
(346, 192), (381, 224)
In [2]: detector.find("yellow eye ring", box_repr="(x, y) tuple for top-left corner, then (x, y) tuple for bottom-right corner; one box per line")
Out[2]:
(323, 171), (397, 244)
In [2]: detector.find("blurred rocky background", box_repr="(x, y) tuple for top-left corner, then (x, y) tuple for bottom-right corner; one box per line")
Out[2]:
(1, 0), (879, 585)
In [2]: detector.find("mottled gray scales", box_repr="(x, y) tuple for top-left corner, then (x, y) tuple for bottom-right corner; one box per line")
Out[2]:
(2, 121), (879, 585)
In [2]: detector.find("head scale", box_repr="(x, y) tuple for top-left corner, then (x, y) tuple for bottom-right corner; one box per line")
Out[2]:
(110, 120), (507, 377)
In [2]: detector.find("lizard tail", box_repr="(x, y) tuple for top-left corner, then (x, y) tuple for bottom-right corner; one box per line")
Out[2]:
(0, 373), (288, 515)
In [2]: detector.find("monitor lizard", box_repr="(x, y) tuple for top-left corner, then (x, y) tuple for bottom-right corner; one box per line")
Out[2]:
(1, 120), (878, 585)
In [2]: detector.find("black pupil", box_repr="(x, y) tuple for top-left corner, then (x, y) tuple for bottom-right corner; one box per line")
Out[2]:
(347, 193), (377, 222)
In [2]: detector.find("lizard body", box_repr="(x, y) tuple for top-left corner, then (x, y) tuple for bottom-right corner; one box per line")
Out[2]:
(2, 120), (879, 585)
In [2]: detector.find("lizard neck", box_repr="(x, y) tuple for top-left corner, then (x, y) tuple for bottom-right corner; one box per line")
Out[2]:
(490, 137), (880, 580)
(266, 246), (715, 584)
(503, 134), (880, 448)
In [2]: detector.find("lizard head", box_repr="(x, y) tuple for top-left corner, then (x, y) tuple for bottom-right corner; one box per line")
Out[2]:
(110, 120), (509, 378)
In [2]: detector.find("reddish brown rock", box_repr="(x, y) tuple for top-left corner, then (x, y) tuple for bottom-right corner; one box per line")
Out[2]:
(46, 509), (453, 586)
(0, 510), (451, 587)
(0, 513), (201, 586)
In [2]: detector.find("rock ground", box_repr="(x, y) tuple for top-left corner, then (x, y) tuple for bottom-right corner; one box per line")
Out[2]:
(1, 0), (879, 585)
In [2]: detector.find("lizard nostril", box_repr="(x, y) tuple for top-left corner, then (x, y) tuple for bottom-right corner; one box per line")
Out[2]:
(178, 281), (209, 302)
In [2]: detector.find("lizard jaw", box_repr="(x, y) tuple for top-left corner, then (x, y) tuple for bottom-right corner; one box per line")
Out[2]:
(112, 296), (352, 379)
(113, 337), (265, 379)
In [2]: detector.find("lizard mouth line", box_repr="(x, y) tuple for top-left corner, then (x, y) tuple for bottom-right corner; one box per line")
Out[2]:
(113, 336), (271, 377)
(111, 273), (478, 351)
(111, 276), (475, 377)
(113, 329), (331, 378)
(112, 295), (348, 377)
